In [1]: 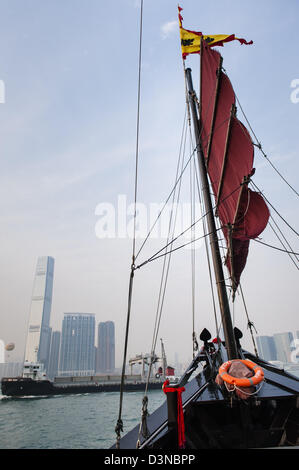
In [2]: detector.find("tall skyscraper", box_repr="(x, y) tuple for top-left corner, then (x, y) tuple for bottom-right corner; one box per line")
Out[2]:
(47, 331), (61, 379)
(274, 332), (294, 363)
(256, 336), (277, 362)
(24, 256), (54, 367)
(96, 321), (115, 373)
(59, 314), (95, 376)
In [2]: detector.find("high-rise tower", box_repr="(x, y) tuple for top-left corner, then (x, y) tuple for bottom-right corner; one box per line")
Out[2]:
(59, 313), (95, 376)
(256, 336), (277, 362)
(273, 332), (294, 363)
(47, 331), (61, 379)
(24, 256), (54, 368)
(96, 321), (115, 373)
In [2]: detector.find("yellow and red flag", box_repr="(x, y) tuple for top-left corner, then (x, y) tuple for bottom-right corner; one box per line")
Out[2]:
(178, 6), (253, 59)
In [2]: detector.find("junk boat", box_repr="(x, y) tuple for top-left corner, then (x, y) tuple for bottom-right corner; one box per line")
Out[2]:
(112, 5), (299, 450)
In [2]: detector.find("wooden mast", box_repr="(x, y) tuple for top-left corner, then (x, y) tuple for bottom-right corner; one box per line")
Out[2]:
(185, 62), (238, 360)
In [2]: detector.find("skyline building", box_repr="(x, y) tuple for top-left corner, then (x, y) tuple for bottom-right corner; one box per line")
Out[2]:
(24, 256), (54, 368)
(96, 321), (115, 373)
(0, 363), (23, 381)
(256, 336), (277, 362)
(274, 332), (294, 363)
(47, 330), (61, 379)
(256, 332), (295, 364)
(59, 313), (95, 376)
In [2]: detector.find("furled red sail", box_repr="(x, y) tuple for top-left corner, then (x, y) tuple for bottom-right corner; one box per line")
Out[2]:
(199, 40), (270, 294)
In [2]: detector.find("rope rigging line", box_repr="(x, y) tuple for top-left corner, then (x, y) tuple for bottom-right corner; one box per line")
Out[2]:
(138, 226), (227, 268)
(183, 73), (199, 356)
(135, 68), (221, 444)
(134, 63), (217, 263)
(134, 182), (243, 270)
(268, 218), (299, 270)
(231, 83), (299, 198)
(270, 215), (299, 261)
(136, 105), (189, 447)
(254, 145), (299, 198)
(252, 238), (299, 255)
(197, 184), (220, 340)
(115, 265), (135, 449)
(250, 180), (299, 237)
(135, 45), (218, 449)
(115, 0), (143, 449)
(239, 284), (258, 356)
(148, 109), (189, 365)
(187, 109), (220, 347)
(152, 142), (188, 352)
(132, 0), (144, 261)
(135, 66), (222, 263)
(149, 117), (188, 374)
(134, 143), (196, 261)
(190, 148), (198, 357)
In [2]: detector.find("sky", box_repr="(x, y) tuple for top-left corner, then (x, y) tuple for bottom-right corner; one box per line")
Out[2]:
(0, 0), (298, 369)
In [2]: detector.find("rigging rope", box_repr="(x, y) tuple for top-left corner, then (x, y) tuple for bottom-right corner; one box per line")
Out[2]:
(136, 103), (189, 447)
(135, 36), (218, 448)
(186, 101), (220, 349)
(184, 65), (199, 356)
(250, 180), (299, 237)
(134, 145), (196, 260)
(252, 238), (299, 255)
(134, 182), (242, 270)
(135, 62), (220, 262)
(232, 88), (299, 198)
(135, 228), (220, 268)
(115, 0), (143, 449)
(150, 125), (188, 355)
(135, 68), (223, 443)
(239, 284), (258, 356)
(270, 215), (299, 262)
(268, 219), (299, 270)
(132, 0), (143, 260)
(115, 266), (135, 449)
(190, 151), (197, 357)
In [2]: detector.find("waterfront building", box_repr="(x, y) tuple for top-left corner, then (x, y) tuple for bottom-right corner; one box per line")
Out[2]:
(59, 314), (95, 376)
(273, 332), (294, 363)
(96, 321), (115, 373)
(23, 256), (54, 369)
(0, 362), (23, 381)
(47, 331), (61, 379)
(256, 336), (277, 362)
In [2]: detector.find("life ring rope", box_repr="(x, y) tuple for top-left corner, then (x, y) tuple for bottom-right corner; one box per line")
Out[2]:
(224, 379), (264, 396)
(218, 359), (264, 388)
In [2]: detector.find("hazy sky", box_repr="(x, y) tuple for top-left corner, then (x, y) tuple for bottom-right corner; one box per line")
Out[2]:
(0, 0), (298, 368)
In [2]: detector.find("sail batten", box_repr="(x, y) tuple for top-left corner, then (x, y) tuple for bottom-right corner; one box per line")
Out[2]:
(200, 41), (270, 292)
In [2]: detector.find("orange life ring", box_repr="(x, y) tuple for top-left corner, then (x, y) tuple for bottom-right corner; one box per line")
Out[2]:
(218, 359), (264, 387)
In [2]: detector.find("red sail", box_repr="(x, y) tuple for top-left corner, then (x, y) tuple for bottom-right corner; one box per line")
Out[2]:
(200, 41), (269, 292)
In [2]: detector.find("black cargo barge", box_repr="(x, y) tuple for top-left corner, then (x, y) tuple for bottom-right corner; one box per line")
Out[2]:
(1, 374), (164, 397)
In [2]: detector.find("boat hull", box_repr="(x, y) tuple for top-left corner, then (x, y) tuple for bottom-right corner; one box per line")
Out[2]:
(1, 377), (163, 397)
(113, 351), (299, 449)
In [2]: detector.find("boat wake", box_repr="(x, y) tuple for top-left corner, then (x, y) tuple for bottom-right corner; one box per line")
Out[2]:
(0, 394), (12, 400)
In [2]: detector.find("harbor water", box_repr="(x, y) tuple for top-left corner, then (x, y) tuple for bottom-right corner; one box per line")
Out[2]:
(1, 369), (298, 449)
(0, 389), (165, 449)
